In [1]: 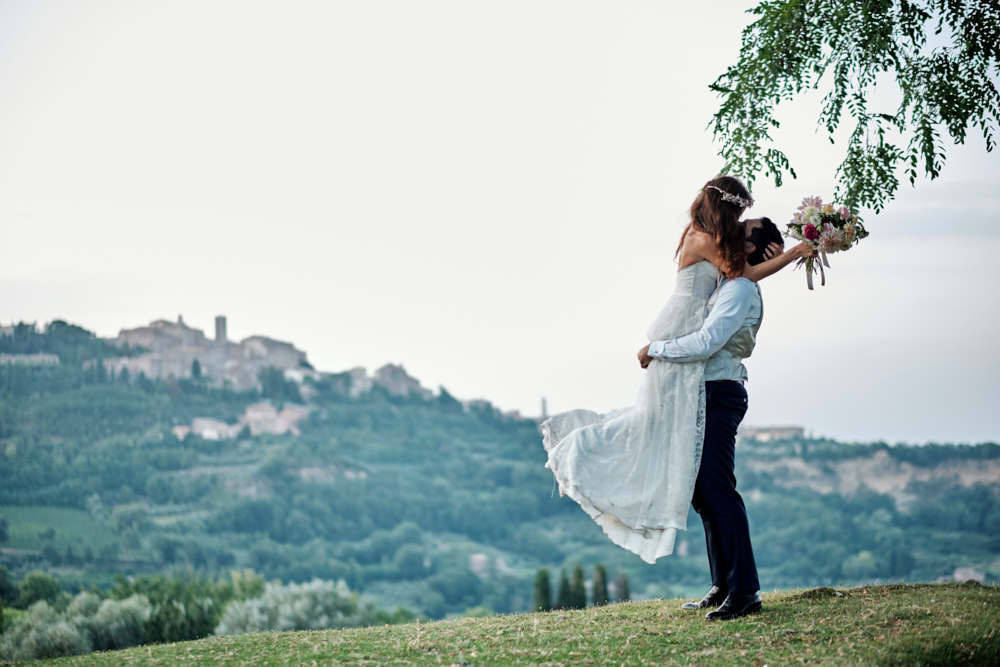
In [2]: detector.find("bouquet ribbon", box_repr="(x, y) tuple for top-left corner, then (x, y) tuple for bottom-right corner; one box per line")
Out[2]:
(805, 251), (831, 291)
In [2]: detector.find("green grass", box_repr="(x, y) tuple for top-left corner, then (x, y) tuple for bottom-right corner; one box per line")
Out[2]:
(2, 607), (25, 628)
(0, 506), (117, 553)
(16, 582), (1000, 666)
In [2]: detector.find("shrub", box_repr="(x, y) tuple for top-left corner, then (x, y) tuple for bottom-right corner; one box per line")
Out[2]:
(215, 579), (376, 635)
(17, 572), (63, 609)
(90, 595), (151, 651)
(0, 601), (88, 662)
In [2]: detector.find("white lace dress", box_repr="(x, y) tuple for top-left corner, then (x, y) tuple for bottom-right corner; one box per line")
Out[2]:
(542, 260), (719, 564)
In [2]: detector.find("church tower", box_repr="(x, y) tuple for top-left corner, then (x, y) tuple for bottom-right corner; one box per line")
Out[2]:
(215, 316), (227, 343)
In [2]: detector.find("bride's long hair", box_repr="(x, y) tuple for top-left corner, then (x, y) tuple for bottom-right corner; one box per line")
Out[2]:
(676, 175), (750, 279)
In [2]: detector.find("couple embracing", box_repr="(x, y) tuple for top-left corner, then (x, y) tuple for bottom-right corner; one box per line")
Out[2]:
(543, 175), (815, 621)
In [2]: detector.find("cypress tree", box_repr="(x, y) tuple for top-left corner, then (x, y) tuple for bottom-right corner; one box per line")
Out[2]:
(533, 568), (552, 612)
(569, 563), (586, 609)
(615, 572), (630, 602)
(592, 564), (608, 606)
(555, 569), (572, 610)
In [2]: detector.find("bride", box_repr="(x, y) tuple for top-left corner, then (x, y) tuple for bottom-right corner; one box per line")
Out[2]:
(542, 175), (798, 564)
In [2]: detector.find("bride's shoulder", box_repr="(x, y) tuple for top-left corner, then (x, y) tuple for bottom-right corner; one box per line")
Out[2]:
(678, 229), (719, 269)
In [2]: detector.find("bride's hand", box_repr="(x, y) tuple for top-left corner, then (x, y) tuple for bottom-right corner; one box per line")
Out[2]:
(763, 242), (783, 260)
(792, 242), (817, 259)
(638, 345), (652, 369)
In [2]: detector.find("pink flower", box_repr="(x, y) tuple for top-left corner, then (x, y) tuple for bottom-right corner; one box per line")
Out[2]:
(803, 223), (820, 241)
(838, 206), (851, 220)
(798, 196), (822, 210)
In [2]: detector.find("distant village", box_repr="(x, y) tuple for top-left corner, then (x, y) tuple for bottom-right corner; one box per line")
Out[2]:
(2, 315), (447, 440)
(2, 315), (808, 444)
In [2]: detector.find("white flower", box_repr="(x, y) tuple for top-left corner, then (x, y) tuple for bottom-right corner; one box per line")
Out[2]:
(801, 206), (822, 227)
(818, 224), (845, 254)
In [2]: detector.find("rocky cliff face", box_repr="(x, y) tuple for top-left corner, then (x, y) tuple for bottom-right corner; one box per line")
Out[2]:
(743, 448), (1000, 510)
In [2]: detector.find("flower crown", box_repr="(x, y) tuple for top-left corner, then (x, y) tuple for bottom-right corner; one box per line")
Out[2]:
(705, 184), (754, 209)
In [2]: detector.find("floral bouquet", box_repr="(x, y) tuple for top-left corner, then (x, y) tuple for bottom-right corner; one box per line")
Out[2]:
(786, 196), (869, 289)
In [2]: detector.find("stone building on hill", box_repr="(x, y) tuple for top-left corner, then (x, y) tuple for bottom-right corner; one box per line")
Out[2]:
(373, 363), (432, 400)
(102, 315), (311, 392)
(739, 426), (806, 443)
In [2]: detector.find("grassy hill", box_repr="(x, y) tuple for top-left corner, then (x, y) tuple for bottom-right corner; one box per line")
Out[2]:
(19, 583), (1000, 666)
(2, 320), (999, 622)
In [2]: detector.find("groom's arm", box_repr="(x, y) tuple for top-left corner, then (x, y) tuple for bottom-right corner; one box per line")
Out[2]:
(642, 279), (758, 364)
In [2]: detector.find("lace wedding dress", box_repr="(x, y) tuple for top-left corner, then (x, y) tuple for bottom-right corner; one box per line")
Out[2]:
(542, 260), (719, 564)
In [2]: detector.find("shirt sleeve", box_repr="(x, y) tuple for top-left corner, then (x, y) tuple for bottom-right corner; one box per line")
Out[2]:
(647, 279), (758, 362)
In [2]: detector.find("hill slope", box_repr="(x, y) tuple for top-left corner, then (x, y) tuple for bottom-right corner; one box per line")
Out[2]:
(27, 583), (1000, 666)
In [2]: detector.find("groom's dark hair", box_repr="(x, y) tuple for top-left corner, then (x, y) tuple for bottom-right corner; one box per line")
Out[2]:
(746, 217), (783, 266)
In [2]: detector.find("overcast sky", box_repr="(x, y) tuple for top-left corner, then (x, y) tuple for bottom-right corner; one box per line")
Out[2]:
(1, 1), (998, 444)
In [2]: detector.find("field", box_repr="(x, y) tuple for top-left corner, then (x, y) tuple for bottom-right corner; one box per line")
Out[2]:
(19, 582), (1000, 666)
(0, 506), (117, 553)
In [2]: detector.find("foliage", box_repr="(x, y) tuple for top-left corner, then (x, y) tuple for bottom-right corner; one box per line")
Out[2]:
(107, 572), (260, 644)
(214, 579), (378, 635)
(592, 564), (608, 607)
(569, 563), (587, 610)
(17, 572), (64, 609)
(259, 366), (303, 405)
(0, 593), (151, 662)
(0, 321), (126, 366)
(533, 568), (552, 612)
(711, 0), (1000, 211)
(555, 569), (572, 610)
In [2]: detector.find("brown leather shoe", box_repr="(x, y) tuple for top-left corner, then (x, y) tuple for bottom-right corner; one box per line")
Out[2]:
(705, 591), (762, 621)
(681, 585), (727, 611)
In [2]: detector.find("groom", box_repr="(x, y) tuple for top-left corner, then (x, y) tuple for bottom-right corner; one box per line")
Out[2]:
(637, 217), (791, 621)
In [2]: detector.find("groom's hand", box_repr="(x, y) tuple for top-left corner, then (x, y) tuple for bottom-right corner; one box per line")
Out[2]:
(638, 345), (653, 369)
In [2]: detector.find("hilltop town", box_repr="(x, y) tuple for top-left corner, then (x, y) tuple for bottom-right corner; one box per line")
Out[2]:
(2, 315), (438, 439)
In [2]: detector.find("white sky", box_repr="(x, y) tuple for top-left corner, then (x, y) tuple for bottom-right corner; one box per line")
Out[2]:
(1, 1), (998, 444)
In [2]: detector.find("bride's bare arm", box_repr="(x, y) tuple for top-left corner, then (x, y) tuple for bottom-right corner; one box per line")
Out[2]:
(741, 242), (816, 282)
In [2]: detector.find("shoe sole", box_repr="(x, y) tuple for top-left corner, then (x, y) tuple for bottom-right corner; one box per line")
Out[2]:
(705, 601), (762, 621)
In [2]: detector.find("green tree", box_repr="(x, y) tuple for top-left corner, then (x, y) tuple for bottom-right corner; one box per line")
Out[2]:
(533, 568), (552, 612)
(18, 572), (63, 608)
(260, 367), (302, 405)
(711, 1), (1000, 211)
(0, 565), (17, 605)
(394, 544), (427, 580)
(555, 569), (571, 610)
(569, 563), (587, 609)
(191, 358), (202, 380)
(592, 564), (608, 607)
(0, 516), (8, 543)
(109, 573), (236, 644)
(614, 572), (630, 603)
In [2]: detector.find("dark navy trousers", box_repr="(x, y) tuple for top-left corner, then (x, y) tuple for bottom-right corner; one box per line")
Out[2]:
(691, 380), (760, 594)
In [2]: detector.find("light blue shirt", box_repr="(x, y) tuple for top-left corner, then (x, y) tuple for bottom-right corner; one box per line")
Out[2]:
(647, 277), (762, 381)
